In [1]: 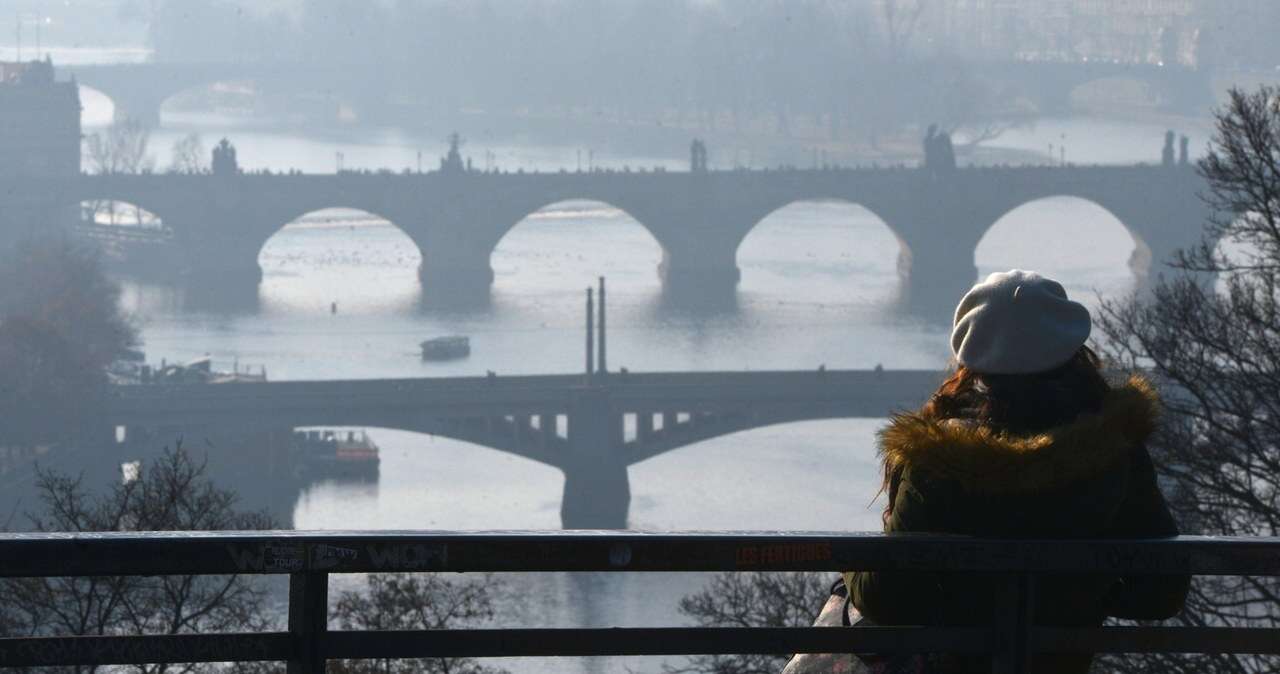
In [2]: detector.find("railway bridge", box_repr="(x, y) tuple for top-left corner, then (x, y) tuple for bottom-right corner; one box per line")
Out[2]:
(105, 368), (943, 528)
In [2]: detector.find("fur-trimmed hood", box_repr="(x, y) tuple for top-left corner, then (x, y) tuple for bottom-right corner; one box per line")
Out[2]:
(879, 376), (1160, 493)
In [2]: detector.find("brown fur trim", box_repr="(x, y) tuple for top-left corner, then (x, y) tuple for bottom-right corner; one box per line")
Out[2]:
(878, 376), (1160, 493)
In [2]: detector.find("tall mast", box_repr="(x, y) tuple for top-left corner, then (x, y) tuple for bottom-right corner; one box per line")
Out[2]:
(585, 286), (595, 382)
(597, 276), (607, 377)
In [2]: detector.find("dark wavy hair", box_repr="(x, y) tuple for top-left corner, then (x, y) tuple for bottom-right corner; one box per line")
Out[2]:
(922, 346), (1111, 433)
(879, 346), (1111, 524)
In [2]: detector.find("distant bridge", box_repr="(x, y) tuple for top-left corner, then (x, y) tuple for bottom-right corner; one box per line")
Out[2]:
(61, 59), (1214, 127)
(105, 369), (943, 528)
(0, 162), (1213, 315)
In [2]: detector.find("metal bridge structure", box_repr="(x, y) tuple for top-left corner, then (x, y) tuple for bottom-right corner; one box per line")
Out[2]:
(107, 367), (943, 529)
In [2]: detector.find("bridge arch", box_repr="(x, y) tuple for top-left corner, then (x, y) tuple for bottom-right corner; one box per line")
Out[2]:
(288, 426), (565, 530)
(628, 417), (885, 529)
(77, 197), (165, 229)
(976, 195), (1145, 308)
(735, 199), (907, 305)
(68, 188), (177, 229)
(156, 80), (261, 124)
(76, 84), (117, 127)
(70, 196), (173, 275)
(76, 79), (253, 128)
(491, 199), (666, 297)
(1069, 76), (1163, 113)
(257, 207), (424, 311)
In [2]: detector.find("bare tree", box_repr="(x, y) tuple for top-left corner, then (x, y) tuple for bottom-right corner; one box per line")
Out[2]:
(82, 119), (156, 226)
(0, 447), (274, 674)
(1096, 86), (1280, 674)
(666, 572), (834, 674)
(169, 133), (206, 174)
(330, 573), (507, 674)
(880, 0), (934, 61)
(0, 237), (137, 446)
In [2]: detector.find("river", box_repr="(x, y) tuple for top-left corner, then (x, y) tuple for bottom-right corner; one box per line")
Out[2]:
(87, 95), (1212, 672)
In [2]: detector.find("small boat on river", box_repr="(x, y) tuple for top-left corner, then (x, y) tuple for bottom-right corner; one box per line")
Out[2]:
(292, 429), (380, 479)
(420, 335), (471, 360)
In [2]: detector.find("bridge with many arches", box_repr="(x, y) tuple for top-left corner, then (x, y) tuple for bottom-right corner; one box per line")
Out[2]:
(62, 59), (1214, 127)
(1, 160), (1213, 313)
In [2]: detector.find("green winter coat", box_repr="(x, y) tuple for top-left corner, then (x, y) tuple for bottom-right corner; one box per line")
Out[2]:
(843, 377), (1189, 674)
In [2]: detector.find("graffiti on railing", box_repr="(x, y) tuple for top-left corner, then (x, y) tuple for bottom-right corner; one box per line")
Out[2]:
(225, 541), (447, 573)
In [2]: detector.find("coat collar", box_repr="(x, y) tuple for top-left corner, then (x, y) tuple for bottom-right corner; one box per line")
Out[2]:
(879, 376), (1160, 493)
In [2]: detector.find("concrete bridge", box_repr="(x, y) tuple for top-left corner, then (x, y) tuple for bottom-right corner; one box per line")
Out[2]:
(0, 162), (1213, 315)
(63, 59), (1214, 127)
(105, 369), (943, 528)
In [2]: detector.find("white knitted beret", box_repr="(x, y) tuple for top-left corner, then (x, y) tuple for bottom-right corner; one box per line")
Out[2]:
(950, 270), (1091, 375)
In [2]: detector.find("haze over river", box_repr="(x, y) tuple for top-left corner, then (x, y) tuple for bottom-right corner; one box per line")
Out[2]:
(95, 96), (1210, 671)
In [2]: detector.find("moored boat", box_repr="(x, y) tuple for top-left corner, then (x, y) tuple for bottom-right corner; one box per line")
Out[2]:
(292, 429), (380, 478)
(420, 335), (470, 360)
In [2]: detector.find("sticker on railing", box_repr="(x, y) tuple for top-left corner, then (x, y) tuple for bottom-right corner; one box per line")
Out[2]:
(311, 543), (359, 569)
(609, 542), (632, 567)
(735, 542), (832, 567)
(226, 544), (306, 572)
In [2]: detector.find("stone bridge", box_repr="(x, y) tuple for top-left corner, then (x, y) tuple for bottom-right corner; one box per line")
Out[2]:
(0, 162), (1213, 314)
(63, 59), (1214, 126)
(105, 369), (943, 528)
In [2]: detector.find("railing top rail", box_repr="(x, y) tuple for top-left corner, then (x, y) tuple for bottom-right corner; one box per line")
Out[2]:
(0, 531), (1276, 578)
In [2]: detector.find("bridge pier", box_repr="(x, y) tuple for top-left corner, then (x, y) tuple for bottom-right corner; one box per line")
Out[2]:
(1102, 167), (1217, 295)
(165, 207), (270, 308)
(180, 257), (263, 310)
(412, 221), (496, 305)
(657, 246), (739, 307)
(561, 388), (629, 529)
(899, 248), (978, 320)
(418, 252), (493, 306)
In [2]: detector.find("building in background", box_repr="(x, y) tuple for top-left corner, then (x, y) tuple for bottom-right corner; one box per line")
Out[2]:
(0, 57), (81, 240)
(0, 57), (81, 177)
(930, 0), (1196, 65)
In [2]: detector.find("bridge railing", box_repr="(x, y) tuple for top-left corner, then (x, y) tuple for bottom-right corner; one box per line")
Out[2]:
(0, 532), (1277, 673)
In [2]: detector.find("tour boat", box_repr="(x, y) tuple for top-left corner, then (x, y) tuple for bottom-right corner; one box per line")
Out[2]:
(292, 429), (380, 478)
(420, 335), (471, 360)
(145, 357), (267, 384)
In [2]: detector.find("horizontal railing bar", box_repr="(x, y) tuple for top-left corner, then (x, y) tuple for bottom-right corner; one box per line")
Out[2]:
(1, 531), (1277, 577)
(1033, 626), (1280, 654)
(5, 625), (1280, 665)
(324, 626), (994, 658)
(0, 633), (293, 667)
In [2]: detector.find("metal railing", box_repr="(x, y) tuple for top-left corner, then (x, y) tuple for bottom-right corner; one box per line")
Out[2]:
(0, 531), (1277, 673)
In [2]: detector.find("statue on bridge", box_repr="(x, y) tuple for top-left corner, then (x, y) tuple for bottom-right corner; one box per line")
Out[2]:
(211, 138), (239, 177)
(441, 133), (467, 174)
(1162, 130), (1176, 166)
(690, 139), (709, 173)
(923, 124), (955, 176)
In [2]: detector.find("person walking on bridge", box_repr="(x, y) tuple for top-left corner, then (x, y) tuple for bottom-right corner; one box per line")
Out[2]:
(843, 270), (1189, 674)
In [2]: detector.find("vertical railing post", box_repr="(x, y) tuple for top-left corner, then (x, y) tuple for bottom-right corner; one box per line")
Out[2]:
(991, 573), (1033, 674)
(287, 571), (329, 674)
